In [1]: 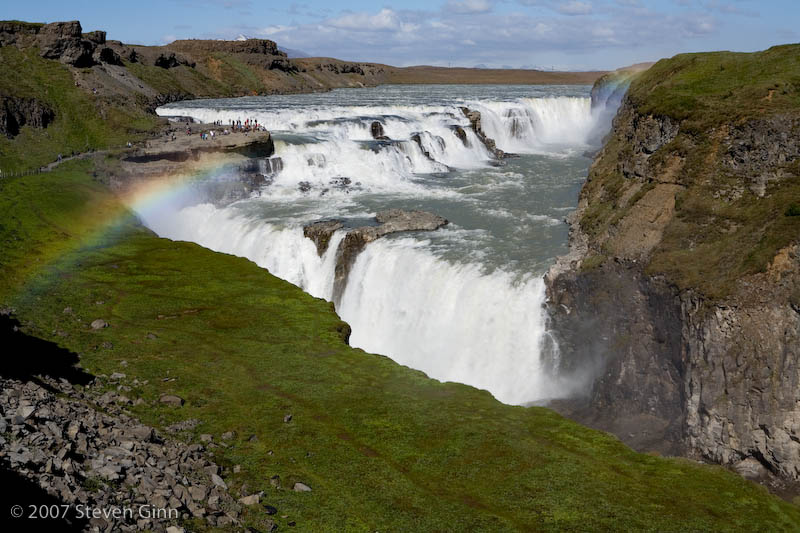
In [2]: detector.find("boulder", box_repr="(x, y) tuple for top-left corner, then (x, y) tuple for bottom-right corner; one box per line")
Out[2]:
(238, 494), (260, 505)
(90, 319), (108, 330)
(292, 482), (312, 492)
(211, 473), (228, 490)
(370, 121), (389, 140)
(159, 394), (184, 407)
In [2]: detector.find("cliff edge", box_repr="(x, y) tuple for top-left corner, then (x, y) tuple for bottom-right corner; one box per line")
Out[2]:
(546, 45), (800, 491)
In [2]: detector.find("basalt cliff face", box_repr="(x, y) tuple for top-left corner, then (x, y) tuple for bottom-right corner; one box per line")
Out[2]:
(546, 46), (800, 487)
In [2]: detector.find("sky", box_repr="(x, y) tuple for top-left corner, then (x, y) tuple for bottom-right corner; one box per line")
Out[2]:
(4, 0), (799, 70)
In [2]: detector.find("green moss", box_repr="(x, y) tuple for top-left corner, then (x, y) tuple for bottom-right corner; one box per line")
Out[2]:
(786, 203), (800, 216)
(1, 162), (799, 531)
(580, 254), (606, 271)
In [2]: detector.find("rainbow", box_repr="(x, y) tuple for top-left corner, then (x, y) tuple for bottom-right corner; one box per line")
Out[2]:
(8, 154), (240, 304)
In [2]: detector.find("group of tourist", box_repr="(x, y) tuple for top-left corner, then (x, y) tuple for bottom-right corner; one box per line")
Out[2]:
(229, 118), (264, 132)
(174, 117), (264, 142)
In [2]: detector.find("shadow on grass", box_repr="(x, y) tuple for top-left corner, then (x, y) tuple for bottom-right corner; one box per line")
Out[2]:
(0, 314), (93, 387)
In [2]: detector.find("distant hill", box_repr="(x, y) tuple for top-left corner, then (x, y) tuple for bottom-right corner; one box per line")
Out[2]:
(280, 46), (311, 58)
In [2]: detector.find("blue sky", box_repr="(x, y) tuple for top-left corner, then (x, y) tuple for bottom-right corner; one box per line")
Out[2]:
(5, 1), (799, 70)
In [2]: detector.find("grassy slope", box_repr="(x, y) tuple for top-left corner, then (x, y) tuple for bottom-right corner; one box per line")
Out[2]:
(1, 162), (799, 532)
(0, 47), (159, 172)
(580, 45), (800, 298)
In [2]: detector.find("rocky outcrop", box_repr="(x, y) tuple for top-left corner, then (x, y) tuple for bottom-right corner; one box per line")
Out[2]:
(154, 52), (195, 69)
(304, 210), (448, 304)
(459, 107), (504, 158)
(312, 61), (368, 75)
(0, 20), (126, 68)
(37, 21), (96, 67)
(0, 96), (55, 138)
(617, 113), (679, 180)
(545, 64), (800, 489)
(168, 38), (285, 58)
(94, 46), (122, 66)
(723, 115), (800, 197)
(267, 57), (298, 73)
(114, 130), (275, 191)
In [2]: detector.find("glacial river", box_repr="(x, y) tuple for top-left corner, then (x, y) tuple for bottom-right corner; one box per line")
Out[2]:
(142, 84), (618, 405)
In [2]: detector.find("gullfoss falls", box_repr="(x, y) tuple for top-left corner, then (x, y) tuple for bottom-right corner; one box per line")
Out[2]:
(141, 84), (616, 405)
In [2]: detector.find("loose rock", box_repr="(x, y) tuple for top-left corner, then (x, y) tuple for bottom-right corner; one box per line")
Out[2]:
(159, 394), (184, 407)
(90, 319), (108, 330)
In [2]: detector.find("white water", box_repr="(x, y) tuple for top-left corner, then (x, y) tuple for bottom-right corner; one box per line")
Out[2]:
(145, 85), (616, 405)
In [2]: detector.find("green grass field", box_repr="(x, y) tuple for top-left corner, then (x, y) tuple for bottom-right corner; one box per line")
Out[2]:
(2, 161), (799, 531)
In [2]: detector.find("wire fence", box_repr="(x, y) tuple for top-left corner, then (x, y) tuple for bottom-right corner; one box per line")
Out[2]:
(0, 143), (135, 180)
(0, 167), (48, 179)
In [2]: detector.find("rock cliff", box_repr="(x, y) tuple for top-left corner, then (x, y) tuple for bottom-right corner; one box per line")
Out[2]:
(546, 45), (800, 489)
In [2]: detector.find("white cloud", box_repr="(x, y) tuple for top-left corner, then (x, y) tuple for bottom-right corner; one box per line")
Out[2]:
(557, 1), (592, 15)
(260, 25), (295, 36)
(215, 0), (765, 70)
(445, 0), (493, 14)
(329, 8), (400, 31)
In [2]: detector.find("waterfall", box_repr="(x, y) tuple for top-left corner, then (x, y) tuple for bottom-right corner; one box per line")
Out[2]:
(144, 88), (622, 405)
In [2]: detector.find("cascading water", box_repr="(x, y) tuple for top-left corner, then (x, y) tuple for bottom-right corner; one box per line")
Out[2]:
(142, 84), (619, 405)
